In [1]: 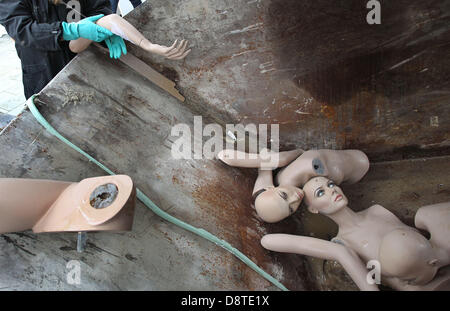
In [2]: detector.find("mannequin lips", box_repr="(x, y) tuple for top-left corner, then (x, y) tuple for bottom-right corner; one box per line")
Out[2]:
(334, 194), (343, 202)
(295, 191), (304, 201)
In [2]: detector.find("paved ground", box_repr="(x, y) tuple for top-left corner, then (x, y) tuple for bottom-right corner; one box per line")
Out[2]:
(0, 30), (26, 116)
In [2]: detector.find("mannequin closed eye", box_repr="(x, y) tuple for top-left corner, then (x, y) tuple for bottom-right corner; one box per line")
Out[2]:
(278, 191), (288, 200)
(275, 190), (292, 213)
(254, 186), (304, 222)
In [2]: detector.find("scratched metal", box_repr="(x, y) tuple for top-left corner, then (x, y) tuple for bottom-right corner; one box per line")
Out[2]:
(125, 0), (450, 161)
(1, 0), (450, 291)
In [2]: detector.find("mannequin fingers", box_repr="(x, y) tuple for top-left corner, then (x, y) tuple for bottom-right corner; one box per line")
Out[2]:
(171, 49), (191, 60)
(167, 49), (191, 60)
(165, 39), (179, 54)
(166, 39), (185, 55)
(166, 40), (188, 58)
(166, 50), (185, 59)
(162, 41), (177, 55)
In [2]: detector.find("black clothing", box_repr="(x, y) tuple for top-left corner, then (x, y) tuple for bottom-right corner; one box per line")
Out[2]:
(110, 0), (141, 14)
(0, 0), (112, 98)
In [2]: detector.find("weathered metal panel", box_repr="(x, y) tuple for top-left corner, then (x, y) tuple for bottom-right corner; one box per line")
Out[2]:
(0, 110), (293, 290)
(1, 0), (450, 290)
(125, 0), (450, 161)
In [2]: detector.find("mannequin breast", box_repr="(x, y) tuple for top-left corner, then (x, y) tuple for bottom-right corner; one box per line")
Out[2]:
(339, 205), (438, 285)
(379, 228), (438, 285)
(337, 205), (413, 265)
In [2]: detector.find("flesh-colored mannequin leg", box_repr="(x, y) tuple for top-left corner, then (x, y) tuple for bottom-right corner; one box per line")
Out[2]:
(0, 179), (72, 233)
(0, 176), (136, 234)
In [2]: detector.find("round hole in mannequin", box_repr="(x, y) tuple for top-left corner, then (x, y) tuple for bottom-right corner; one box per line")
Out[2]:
(89, 183), (119, 209)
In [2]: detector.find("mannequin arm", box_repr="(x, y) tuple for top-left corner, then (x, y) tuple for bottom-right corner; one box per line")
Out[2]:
(261, 234), (379, 291)
(253, 169), (274, 195)
(217, 149), (304, 168)
(69, 14), (190, 59)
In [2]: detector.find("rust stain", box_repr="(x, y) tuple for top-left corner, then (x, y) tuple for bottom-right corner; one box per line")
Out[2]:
(189, 163), (276, 289)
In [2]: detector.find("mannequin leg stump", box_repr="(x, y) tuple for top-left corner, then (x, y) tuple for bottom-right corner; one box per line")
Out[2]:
(0, 175), (136, 234)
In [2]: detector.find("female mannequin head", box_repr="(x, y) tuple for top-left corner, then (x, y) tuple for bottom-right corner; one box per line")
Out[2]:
(303, 176), (348, 215)
(255, 185), (304, 223)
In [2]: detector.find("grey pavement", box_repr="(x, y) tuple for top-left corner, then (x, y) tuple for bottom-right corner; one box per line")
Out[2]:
(0, 30), (26, 116)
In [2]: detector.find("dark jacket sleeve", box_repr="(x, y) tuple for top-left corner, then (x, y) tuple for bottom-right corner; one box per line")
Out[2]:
(82, 0), (113, 17)
(0, 0), (63, 52)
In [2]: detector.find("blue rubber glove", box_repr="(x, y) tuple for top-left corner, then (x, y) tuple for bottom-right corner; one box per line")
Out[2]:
(105, 34), (127, 59)
(62, 14), (113, 42)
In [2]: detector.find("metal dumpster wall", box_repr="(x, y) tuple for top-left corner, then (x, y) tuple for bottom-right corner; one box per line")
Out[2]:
(125, 0), (450, 161)
(1, 0), (449, 291)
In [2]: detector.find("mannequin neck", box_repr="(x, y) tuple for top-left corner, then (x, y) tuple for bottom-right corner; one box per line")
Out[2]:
(326, 206), (361, 229)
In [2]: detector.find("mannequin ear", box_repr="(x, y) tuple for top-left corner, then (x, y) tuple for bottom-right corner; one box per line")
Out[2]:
(308, 206), (319, 214)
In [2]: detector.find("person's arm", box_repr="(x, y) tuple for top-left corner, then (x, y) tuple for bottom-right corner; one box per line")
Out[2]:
(69, 14), (190, 59)
(0, 0), (64, 51)
(68, 0), (112, 53)
(217, 149), (304, 169)
(261, 234), (379, 291)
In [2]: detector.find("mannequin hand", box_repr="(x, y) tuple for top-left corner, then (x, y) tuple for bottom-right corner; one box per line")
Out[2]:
(62, 14), (113, 42)
(144, 39), (191, 60)
(105, 34), (127, 59)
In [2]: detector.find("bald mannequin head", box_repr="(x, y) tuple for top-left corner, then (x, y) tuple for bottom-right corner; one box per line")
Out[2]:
(255, 186), (304, 223)
(303, 176), (348, 215)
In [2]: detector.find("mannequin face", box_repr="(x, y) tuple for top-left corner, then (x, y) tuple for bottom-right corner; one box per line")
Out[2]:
(255, 186), (304, 223)
(303, 177), (348, 215)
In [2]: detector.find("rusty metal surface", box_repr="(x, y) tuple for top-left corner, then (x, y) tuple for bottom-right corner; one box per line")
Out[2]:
(0, 44), (308, 289)
(1, 0), (450, 290)
(0, 109), (298, 290)
(126, 0), (450, 161)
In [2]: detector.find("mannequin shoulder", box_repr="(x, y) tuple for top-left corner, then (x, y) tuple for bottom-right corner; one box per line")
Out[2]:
(365, 204), (399, 221)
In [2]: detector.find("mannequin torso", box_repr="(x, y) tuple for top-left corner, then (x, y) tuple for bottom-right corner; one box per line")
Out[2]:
(262, 177), (450, 291)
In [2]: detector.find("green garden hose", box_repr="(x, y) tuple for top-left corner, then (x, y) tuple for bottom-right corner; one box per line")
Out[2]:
(26, 95), (288, 291)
